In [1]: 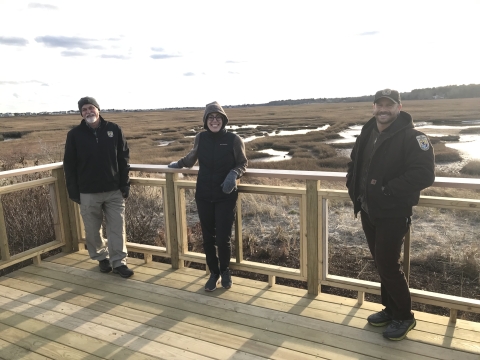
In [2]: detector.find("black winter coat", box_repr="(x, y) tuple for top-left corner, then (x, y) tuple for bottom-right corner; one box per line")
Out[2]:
(63, 116), (130, 200)
(346, 111), (435, 218)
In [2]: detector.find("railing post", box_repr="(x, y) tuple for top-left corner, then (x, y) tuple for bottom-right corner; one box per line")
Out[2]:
(403, 226), (411, 284)
(52, 168), (77, 252)
(0, 196), (11, 261)
(166, 172), (183, 269)
(306, 179), (320, 295)
(234, 193), (243, 264)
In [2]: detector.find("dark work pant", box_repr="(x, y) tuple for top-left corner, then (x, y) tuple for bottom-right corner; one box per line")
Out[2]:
(360, 210), (414, 320)
(196, 196), (237, 275)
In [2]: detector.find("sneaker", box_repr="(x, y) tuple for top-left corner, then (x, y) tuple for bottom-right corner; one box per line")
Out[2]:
(205, 273), (220, 292)
(113, 265), (134, 278)
(98, 259), (112, 273)
(383, 319), (416, 341)
(221, 268), (232, 289)
(367, 309), (393, 327)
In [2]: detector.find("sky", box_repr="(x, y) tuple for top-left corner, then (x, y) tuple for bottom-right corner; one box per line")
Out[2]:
(1, 0), (479, 113)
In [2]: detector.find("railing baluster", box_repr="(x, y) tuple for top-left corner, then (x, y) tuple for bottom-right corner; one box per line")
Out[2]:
(0, 195), (11, 261)
(166, 172), (183, 269)
(306, 179), (320, 295)
(403, 226), (411, 284)
(234, 193), (243, 264)
(52, 168), (76, 252)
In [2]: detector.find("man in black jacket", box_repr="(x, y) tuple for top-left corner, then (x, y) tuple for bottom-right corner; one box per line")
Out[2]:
(346, 89), (435, 340)
(64, 96), (133, 278)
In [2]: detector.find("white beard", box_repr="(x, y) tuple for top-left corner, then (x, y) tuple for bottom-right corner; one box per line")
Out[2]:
(85, 115), (97, 124)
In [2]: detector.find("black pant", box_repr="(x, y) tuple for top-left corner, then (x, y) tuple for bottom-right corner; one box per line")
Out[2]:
(196, 196), (237, 274)
(360, 210), (414, 320)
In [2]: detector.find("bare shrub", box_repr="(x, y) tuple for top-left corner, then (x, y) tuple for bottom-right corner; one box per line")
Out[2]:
(125, 185), (165, 247)
(460, 160), (480, 176)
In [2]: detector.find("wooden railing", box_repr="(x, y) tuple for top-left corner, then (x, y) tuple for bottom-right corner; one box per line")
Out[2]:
(1, 163), (479, 323)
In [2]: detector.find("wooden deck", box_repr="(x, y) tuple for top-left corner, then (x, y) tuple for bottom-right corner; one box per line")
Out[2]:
(0, 252), (479, 360)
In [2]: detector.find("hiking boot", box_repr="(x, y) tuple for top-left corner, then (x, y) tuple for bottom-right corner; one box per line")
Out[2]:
(98, 259), (112, 273)
(383, 319), (416, 341)
(221, 268), (232, 289)
(205, 273), (220, 292)
(367, 309), (393, 327)
(113, 265), (134, 278)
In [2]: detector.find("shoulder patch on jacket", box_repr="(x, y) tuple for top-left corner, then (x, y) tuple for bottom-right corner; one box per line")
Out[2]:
(107, 131), (114, 137)
(416, 135), (430, 151)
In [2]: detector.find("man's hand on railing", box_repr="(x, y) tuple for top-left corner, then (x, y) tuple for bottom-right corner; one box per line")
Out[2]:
(168, 161), (182, 169)
(221, 170), (238, 194)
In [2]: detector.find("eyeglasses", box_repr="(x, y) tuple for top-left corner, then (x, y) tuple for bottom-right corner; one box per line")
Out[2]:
(207, 115), (223, 121)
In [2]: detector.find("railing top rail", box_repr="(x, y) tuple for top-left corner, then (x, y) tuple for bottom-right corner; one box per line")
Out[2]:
(0, 162), (63, 180)
(1, 163), (479, 189)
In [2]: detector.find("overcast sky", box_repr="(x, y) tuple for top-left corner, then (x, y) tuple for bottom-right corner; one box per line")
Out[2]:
(1, 0), (479, 113)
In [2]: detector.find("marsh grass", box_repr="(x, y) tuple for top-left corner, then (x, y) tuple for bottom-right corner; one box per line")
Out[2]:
(460, 161), (480, 176)
(1, 99), (480, 320)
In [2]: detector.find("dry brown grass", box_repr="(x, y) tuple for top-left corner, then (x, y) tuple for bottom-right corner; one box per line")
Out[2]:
(1, 97), (479, 169)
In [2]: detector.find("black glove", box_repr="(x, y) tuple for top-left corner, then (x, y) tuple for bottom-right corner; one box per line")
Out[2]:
(168, 161), (182, 169)
(121, 186), (130, 199)
(221, 170), (238, 194)
(71, 198), (81, 205)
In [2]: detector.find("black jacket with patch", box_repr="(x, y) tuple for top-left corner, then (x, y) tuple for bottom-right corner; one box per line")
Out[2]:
(346, 111), (435, 218)
(63, 116), (130, 200)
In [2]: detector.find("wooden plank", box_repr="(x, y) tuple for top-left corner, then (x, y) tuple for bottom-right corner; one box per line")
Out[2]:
(49, 183), (64, 246)
(130, 177), (166, 186)
(0, 337), (50, 360)
(0, 240), (63, 271)
(324, 274), (480, 313)
(418, 195), (480, 211)
(0, 320), (102, 360)
(234, 193), (243, 263)
(6, 265), (427, 360)
(0, 162), (62, 180)
(52, 168), (74, 252)
(0, 280), (325, 360)
(0, 196), (10, 261)
(165, 172), (182, 268)
(306, 179), (320, 295)
(0, 177), (56, 195)
(0, 294), (215, 360)
(0, 309), (172, 360)
(33, 256), (480, 359)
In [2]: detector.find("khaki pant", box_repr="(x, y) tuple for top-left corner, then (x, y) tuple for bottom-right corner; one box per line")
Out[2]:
(80, 190), (127, 268)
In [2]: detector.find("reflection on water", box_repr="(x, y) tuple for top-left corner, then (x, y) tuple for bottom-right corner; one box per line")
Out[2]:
(242, 125), (330, 143)
(250, 149), (293, 163)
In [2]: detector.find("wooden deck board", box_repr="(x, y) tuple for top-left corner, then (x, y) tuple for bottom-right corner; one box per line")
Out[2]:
(0, 251), (478, 360)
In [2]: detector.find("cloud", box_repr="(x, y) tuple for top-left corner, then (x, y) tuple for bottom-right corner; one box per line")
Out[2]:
(359, 31), (379, 36)
(225, 60), (243, 64)
(151, 47), (164, 52)
(13, 93), (19, 98)
(0, 36), (29, 46)
(0, 80), (47, 86)
(35, 35), (104, 49)
(183, 72), (195, 76)
(100, 54), (129, 60)
(228, 71), (240, 75)
(150, 53), (180, 59)
(28, 3), (58, 10)
(61, 50), (86, 57)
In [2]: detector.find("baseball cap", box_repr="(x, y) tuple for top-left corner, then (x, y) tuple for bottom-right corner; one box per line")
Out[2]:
(374, 89), (401, 104)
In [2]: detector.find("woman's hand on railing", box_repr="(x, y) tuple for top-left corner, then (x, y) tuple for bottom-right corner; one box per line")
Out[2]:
(168, 161), (182, 169)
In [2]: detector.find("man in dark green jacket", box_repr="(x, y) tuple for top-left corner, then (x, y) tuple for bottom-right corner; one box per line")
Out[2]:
(346, 89), (435, 341)
(64, 96), (133, 278)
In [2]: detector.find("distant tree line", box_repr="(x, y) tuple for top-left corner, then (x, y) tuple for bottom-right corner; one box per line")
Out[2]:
(260, 84), (480, 106)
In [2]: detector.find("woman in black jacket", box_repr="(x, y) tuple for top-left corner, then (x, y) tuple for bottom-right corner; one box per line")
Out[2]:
(168, 102), (247, 291)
